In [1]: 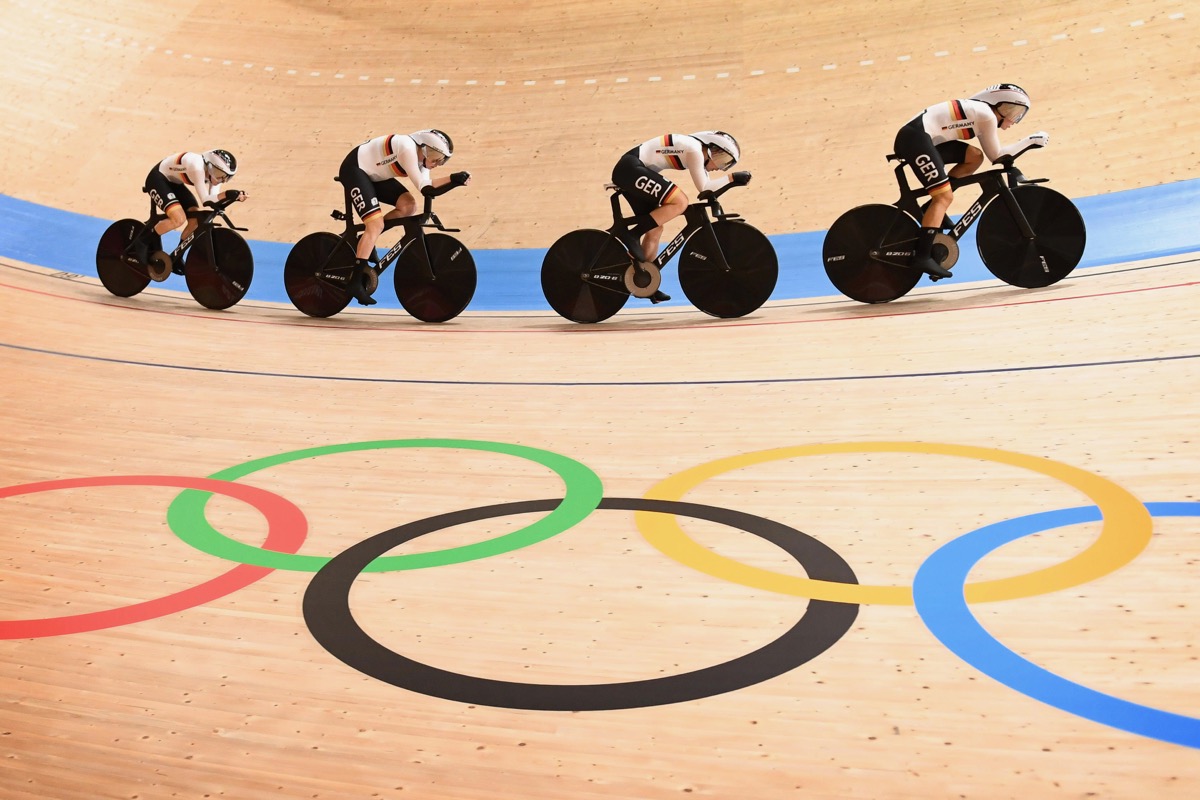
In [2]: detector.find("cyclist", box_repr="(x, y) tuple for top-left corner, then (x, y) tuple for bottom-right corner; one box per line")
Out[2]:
(142, 149), (245, 280)
(893, 83), (1049, 279)
(338, 130), (471, 306)
(611, 131), (751, 303)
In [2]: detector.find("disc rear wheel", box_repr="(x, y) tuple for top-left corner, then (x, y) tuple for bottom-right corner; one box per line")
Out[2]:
(822, 204), (922, 303)
(96, 219), (155, 297)
(540, 229), (631, 323)
(284, 232), (356, 318)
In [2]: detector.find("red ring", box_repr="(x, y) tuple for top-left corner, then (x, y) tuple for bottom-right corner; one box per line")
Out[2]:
(0, 476), (307, 638)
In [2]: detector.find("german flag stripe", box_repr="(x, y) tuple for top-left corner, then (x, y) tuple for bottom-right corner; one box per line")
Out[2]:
(384, 136), (407, 177)
(661, 184), (680, 205)
(362, 207), (384, 220)
(949, 100), (976, 141)
(666, 155), (684, 170)
(174, 153), (194, 186)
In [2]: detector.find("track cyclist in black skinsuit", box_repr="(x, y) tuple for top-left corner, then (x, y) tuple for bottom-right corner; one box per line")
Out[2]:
(338, 130), (471, 305)
(141, 149), (246, 279)
(611, 131), (750, 303)
(893, 83), (1049, 279)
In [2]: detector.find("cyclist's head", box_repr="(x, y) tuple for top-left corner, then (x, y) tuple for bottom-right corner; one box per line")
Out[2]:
(970, 84), (1030, 129)
(691, 131), (740, 171)
(410, 129), (454, 169)
(202, 149), (238, 183)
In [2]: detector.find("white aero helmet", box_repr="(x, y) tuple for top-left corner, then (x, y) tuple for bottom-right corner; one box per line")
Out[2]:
(410, 129), (454, 167)
(202, 149), (238, 181)
(970, 83), (1031, 124)
(691, 130), (740, 171)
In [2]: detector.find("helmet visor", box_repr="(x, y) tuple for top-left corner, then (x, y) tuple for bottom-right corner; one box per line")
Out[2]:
(996, 101), (1028, 124)
(706, 146), (735, 171)
(422, 144), (449, 168)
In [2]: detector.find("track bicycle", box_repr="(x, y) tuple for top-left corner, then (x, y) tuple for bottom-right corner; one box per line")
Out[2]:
(283, 179), (476, 321)
(95, 192), (253, 310)
(541, 181), (778, 323)
(822, 149), (1086, 303)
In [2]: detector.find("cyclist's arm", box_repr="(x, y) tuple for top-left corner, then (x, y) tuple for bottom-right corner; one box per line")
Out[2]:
(972, 107), (1042, 162)
(182, 152), (223, 205)
(682, 140), (732, 194)
(396, 136), (432, 193)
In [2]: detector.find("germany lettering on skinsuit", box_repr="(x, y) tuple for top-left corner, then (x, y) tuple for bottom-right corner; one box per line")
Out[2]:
(635, 175), (662, 197)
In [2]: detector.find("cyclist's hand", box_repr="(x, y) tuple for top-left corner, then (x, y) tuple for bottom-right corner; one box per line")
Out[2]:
(1027, 131), (1050, 148)
(224, 189), (247, 202)
(731, 171), (752, 186)
(450, 171), (471, 187)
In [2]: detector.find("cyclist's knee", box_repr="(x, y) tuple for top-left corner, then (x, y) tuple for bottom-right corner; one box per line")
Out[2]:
(395, 193), (417, 216)
(155, 207), (186, 234)
(362, 215), (385, 236)
(929, 187), (954, 208)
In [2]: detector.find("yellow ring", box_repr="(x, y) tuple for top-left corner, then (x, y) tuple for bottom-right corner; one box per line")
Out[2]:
(638, 442), (1151, 606)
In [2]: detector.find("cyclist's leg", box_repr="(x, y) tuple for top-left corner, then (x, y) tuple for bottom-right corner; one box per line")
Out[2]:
(340, 150), (384, 260)
(145, 169), (191, 237)
(611, 155), (680, 259)
(947, 141), (983, 180)
(894, 123), (954, 278)
(640, 185), (687, 260)
(378, 179), (415, 221)
(339, 152), (384, 305)
(611, 155), (683, 303)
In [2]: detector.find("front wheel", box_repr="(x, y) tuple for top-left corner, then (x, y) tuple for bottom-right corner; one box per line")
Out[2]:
(678, 220), (778, 318)
(822, 204), (922, 303)
(96, 219), (156, 297)
(540, 229), (631, 323)
(184, 227), (254, 310)
(284, 232), (356, 318)
(977, 185), (1086, 288)
(393, 232), (476, 323)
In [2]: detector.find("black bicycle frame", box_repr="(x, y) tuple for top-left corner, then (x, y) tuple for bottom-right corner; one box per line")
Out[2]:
(609, 183), (741, 272)
(892, 155), (1041, 242)
(124, 196), (244, 263)
(327, 194), (456, 281)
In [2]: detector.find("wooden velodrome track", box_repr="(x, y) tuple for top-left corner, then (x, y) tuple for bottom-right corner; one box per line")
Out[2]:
(2, 1), (1199, 798)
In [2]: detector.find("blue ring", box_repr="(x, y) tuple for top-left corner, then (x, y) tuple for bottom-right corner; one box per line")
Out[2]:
(914, 502), (1200, 748)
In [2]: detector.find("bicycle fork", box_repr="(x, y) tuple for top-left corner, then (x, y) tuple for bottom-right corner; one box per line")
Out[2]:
(684, 206), (735, 272)
(995, 183), (1037, 240)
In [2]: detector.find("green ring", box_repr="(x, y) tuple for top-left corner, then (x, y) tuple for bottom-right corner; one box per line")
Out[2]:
(167, 439), (603, 572)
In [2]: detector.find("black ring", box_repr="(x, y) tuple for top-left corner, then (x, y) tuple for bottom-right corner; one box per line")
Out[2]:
(303, 498), (859, 711)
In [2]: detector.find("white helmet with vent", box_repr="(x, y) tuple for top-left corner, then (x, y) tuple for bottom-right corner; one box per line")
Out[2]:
(690, 131), (740, 171)
(410, 129), (454, 167)
(971, 84), (1031, 124)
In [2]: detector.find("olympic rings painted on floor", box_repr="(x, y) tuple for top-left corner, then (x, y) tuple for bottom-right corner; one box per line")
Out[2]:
(5, 444), (1194, 744)
(166, 439), (603, 572)
(914, 502), (1200, 749)
(303, 497), (859, 710)
(638, 442), (1152, 606)
(0, 475), (307, 639)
